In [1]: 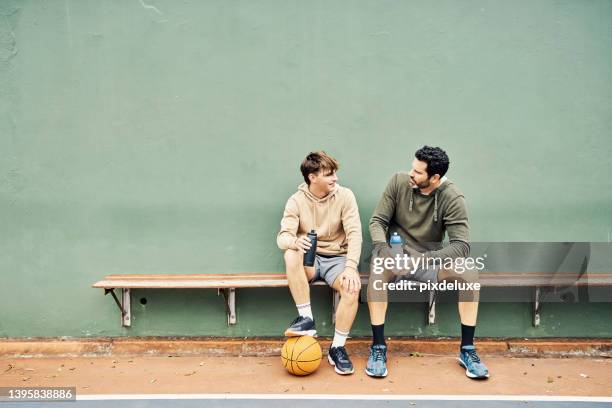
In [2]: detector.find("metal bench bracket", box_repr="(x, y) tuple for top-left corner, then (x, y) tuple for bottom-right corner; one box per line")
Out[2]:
(218, 288), (237, 326)
(428, 290), (436, 325)
(104, 288), (131, 327)
(533, 286), (541, 327)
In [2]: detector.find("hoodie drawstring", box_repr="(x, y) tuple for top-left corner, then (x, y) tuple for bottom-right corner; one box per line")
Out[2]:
(327, 199), (331, 238)
(312, 200), (317, 233)
(409, 188), (414, 212)
(311, 193), (333, 238)
(410, 187), (438, 222)
(434, 191), (439, 222)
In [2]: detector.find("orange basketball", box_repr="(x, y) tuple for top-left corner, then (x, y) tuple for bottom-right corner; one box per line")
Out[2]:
(281, 336), (322, 376)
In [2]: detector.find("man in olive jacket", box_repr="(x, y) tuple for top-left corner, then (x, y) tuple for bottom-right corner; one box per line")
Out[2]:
(366, 146), (489, 380)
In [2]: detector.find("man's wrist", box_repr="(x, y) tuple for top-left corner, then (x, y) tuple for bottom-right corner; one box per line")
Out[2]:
(373, 242), (388, 251)
(290, 237), (299, 250)
(342, 268), (360, 282)
(403, 244), (422, 258)
(344, 264), (358, 274)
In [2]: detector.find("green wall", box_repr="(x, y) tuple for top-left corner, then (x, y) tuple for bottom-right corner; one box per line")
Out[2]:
(1, 0), (611, 338)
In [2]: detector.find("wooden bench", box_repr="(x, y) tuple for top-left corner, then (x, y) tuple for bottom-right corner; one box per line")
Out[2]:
(429, 272), (612, 327)
(93, 272), (612, 328)
(92, 273), (352, 327)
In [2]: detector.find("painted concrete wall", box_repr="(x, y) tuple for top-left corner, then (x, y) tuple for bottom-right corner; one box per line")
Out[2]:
(1, 0), (611, 337)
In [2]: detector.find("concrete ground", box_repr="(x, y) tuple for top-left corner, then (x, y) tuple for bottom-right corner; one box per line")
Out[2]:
(1, 354), (611, 397)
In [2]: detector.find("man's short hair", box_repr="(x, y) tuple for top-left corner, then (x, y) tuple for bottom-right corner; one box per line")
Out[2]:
(415, 146), (450, 178)
(300, 151), (339, 185)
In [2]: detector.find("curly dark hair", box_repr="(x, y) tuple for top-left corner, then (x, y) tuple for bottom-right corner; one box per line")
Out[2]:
(415, 146), (449, 178)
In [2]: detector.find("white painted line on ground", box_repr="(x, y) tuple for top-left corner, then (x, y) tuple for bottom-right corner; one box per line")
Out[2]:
(77, 394), (612, 402)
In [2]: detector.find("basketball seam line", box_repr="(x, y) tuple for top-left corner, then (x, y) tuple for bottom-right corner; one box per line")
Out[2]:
(290, 337), (302, 374)
(295, 338), (318, 361)
(287, 357), (321, 363)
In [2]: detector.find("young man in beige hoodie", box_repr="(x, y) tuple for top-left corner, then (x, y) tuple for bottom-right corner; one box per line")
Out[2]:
(277, 151), (363, 375)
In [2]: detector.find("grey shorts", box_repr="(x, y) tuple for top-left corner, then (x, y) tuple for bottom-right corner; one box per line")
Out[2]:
(370, 245), (439, 284)
(309, 254), (346, 287)
(397, 266), (439, 284)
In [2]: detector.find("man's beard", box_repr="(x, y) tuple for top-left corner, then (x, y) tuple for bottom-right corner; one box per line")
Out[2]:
(411, 178), (430, 189)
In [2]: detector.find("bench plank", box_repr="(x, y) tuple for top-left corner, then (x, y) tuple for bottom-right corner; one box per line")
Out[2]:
(93, 272), (612, 329)
(93, 272), (612, 289)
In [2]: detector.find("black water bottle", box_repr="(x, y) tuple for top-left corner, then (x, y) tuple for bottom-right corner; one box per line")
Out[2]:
(303, 230), (317, 267)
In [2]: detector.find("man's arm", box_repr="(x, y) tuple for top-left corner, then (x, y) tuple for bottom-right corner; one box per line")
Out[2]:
(341, 189), (363, 272)
(369, 174), (399, 245)
(277, 197), (300, 250)
(338, 189), (363, 294)
(424, 195), (470, 260)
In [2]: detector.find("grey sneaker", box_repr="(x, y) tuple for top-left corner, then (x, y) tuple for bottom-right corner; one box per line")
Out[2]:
(458, 345), (489, 379)
(365, 344), (388, 378)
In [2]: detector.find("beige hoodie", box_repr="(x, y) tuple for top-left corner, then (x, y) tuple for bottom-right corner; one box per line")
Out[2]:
(277, 183), (362, 272)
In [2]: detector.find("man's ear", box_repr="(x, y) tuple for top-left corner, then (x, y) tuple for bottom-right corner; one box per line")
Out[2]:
(308, 173), (317, 184)
(430, 174), (441, 184)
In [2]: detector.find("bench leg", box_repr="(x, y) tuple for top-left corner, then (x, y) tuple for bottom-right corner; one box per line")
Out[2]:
(332, 290), (340, 325)
(533, 286), (541, 327)
(218, 288), (237, 326)
(104, 288), (131, 327)
(122, 288), (131, 327)
(428, 290), (436, 325)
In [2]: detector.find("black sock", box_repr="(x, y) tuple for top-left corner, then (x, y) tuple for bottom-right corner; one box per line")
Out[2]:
(461, 324), (475, 348)
(372, 324), (386, 346)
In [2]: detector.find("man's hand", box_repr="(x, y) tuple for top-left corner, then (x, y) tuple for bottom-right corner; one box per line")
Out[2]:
(402, 245), (424, 275)
(403, 244), (422, 259)
(292, 236), (313, 253)
(373, 242), (405, 276)
(373, 242), (393, 260)
(338, 269), (361, 294)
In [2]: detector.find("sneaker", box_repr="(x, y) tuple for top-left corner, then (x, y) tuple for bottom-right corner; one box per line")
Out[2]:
(365, 344), (388, 377)
(458, 345), (489, 379)
(284, 316), (316, 337)
(327, 346), (354, 375)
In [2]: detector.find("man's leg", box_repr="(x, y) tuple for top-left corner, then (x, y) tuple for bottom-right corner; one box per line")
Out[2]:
(331, 273), (359, 340)
(438, 267), (489, 379)
(367, 253), (394, 329)
(368, 251), (405, 343)
(458, 302), (478, 327)
(367, 293), (388, 347)
(284, 249), (317, 336)
(365, 252), (396, 378)
(314, 256), (358, 375)
(446, 268), (480, 346)
(285, 249), (316, 305)
(324, 272), (359, 375)
(368, 298), (388, 325)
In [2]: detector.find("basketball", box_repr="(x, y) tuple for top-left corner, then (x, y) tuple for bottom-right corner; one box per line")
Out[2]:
(281, 336), (322, 376)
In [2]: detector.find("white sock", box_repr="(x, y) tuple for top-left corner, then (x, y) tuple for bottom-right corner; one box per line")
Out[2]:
(296, 302), (313, 319)
(331, 328), (349, 348)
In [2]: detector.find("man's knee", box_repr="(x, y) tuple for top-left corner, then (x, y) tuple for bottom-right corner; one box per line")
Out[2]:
(338, 286), (359, 305)
(369, 262), (396, 283)
(461, 269), (479, 283)
(439, 266), (479, 283)
(284, 249), (303, 268)
(366, 276), (390, 303)
(459, 290), (480, 303)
